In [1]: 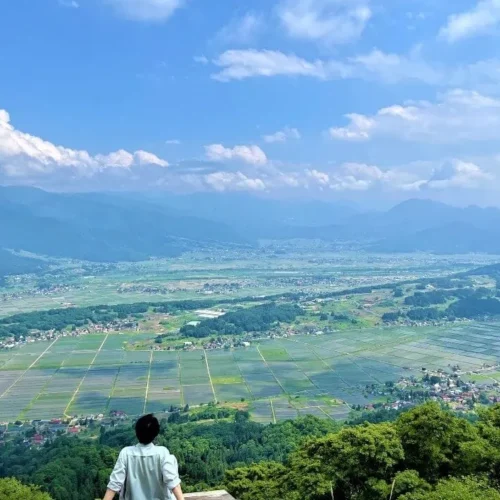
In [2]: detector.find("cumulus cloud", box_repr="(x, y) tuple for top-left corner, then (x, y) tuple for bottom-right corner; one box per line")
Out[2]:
(0, 109), (168, 177)
(205, 144), (268, 165)
(214, 13), (264, 45)
(204, 171), (266, 192)
(329, 90), (500, 143)
(277, 0), (371, 45)
(440, 0), (500, 43)
(106, 0), (184, 22)
(424, 160), (492, 189)
(302, 160), (492, 193)
(263, 127), (301, 143)
(166, 139), (181, 145)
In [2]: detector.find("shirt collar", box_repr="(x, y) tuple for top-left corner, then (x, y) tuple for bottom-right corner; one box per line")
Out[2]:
(136, 442), (155, 449)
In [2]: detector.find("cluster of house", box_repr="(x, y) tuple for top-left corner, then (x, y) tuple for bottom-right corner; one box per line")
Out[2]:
(1, 284), (79, 303)
(117, 284), (186, 295)
(363, 366), (500, 414)
(0, 410), (132, 447)
(0, 319), (140, 351)
(0, 330), (59, 350)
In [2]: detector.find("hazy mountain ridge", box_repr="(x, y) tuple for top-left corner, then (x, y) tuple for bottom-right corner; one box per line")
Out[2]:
(1, 187), (500, 268)
(0, 187), (248, 263)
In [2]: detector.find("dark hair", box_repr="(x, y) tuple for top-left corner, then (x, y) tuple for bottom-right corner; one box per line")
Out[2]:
(135, 414), (160, 445)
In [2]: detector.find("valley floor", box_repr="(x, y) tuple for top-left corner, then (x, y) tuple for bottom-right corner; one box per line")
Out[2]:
(3, 321), (500, 423)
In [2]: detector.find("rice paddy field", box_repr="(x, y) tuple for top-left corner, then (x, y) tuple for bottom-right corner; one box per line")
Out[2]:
(3, 321), (500, 423)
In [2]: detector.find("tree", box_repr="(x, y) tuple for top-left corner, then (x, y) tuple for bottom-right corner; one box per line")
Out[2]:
(396, 402), (477, 481)
(0, 478), (53, 500)
(387, 470), (431, 499)
(285, 423), (404, 499)
(225, 462), (286, 500)
(400, 476), (500, 500)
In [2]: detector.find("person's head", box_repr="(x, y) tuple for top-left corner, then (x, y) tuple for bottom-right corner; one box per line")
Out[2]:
(135, 414), (160, 445)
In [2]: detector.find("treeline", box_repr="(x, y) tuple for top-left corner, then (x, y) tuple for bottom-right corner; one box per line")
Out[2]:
(404, 287), (492, 308)
(384, 292), (500, 323)
(0, 297), (273, 340)
(226, 402), (500, 500)
(180, 303), (303, 338)
(0, 413), (338, 500)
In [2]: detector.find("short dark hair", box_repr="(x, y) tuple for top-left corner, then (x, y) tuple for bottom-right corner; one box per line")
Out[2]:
(135, 414), (160, 445)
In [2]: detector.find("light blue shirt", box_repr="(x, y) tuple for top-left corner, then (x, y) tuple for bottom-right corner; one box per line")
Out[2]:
(108, 443), (181, 500)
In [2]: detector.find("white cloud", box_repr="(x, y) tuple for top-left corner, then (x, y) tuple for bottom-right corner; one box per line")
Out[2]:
(329, 114), (374, 141)
(277, 0), (371, 45)
(0, 108), (168, 177)
(58, 0), (79, 8)
(263, 127), (301, 143)
(166, 139), (181, 145)
(425, 160), (492, 189)
(329, 89), (500, 143)
(349, 48), (444, 85)
(440, 0), (500, 42)
(106, 0), (184, 22)
(210, 48), (450, 84)
(210, 47), (500, 86)
(205, 144), (268, 165)
(214, 13), (263, 45)
(211, 50), (334, 82)
(204, 171), (266, 192)
(302, 160), (491, 193)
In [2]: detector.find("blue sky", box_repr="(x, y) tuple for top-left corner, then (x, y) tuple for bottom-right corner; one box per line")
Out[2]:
(1, 0), (500, 206)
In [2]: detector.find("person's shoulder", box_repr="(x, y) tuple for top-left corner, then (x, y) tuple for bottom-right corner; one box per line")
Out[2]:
(155, 445), (170, 455)
(119, 446), (136, 455)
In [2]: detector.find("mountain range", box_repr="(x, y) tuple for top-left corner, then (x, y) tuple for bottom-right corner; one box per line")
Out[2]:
(1, 187), (500, 272)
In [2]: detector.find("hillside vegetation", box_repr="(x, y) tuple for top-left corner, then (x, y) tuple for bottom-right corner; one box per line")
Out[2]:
(2, 403), (500, 499)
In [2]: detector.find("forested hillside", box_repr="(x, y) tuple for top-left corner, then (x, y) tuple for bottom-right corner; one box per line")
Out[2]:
(0, 187), (247, 263)
(0, 250), (47, 278)
(2, 403), (500, 499)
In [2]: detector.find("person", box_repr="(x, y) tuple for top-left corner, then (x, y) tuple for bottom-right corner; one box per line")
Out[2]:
(103, 414), (184, 500)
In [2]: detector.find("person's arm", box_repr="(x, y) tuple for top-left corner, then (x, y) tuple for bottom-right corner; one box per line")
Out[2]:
(103, 449), (126, 500)
(162, 453), (183, 500)
(171, 484), (184, 500)
(102, 489), (118, 500)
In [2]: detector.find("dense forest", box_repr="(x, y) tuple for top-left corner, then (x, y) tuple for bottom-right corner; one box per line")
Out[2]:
(179, 303), (303, 338)
(2, 403), (500, 499)
(383, 287), (500, 323)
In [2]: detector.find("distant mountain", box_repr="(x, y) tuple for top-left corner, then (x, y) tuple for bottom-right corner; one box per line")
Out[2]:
(134, 192), (359, 238)
(0, 187), (248, 263)
(251, 198), (500, 254)
(1, 188), (499, 266)
(368, 200), (500, 254)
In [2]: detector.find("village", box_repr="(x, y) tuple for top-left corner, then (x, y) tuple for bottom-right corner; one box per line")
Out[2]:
(0, 410), (132, 449)
(363, 364), (500, 413)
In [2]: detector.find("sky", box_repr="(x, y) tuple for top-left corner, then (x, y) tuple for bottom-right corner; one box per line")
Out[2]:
(1, 0), (500, 206)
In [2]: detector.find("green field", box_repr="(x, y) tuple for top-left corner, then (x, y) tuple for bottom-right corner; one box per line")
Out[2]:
(1, 250), (493, 317)
(3, 321), (500, 423)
